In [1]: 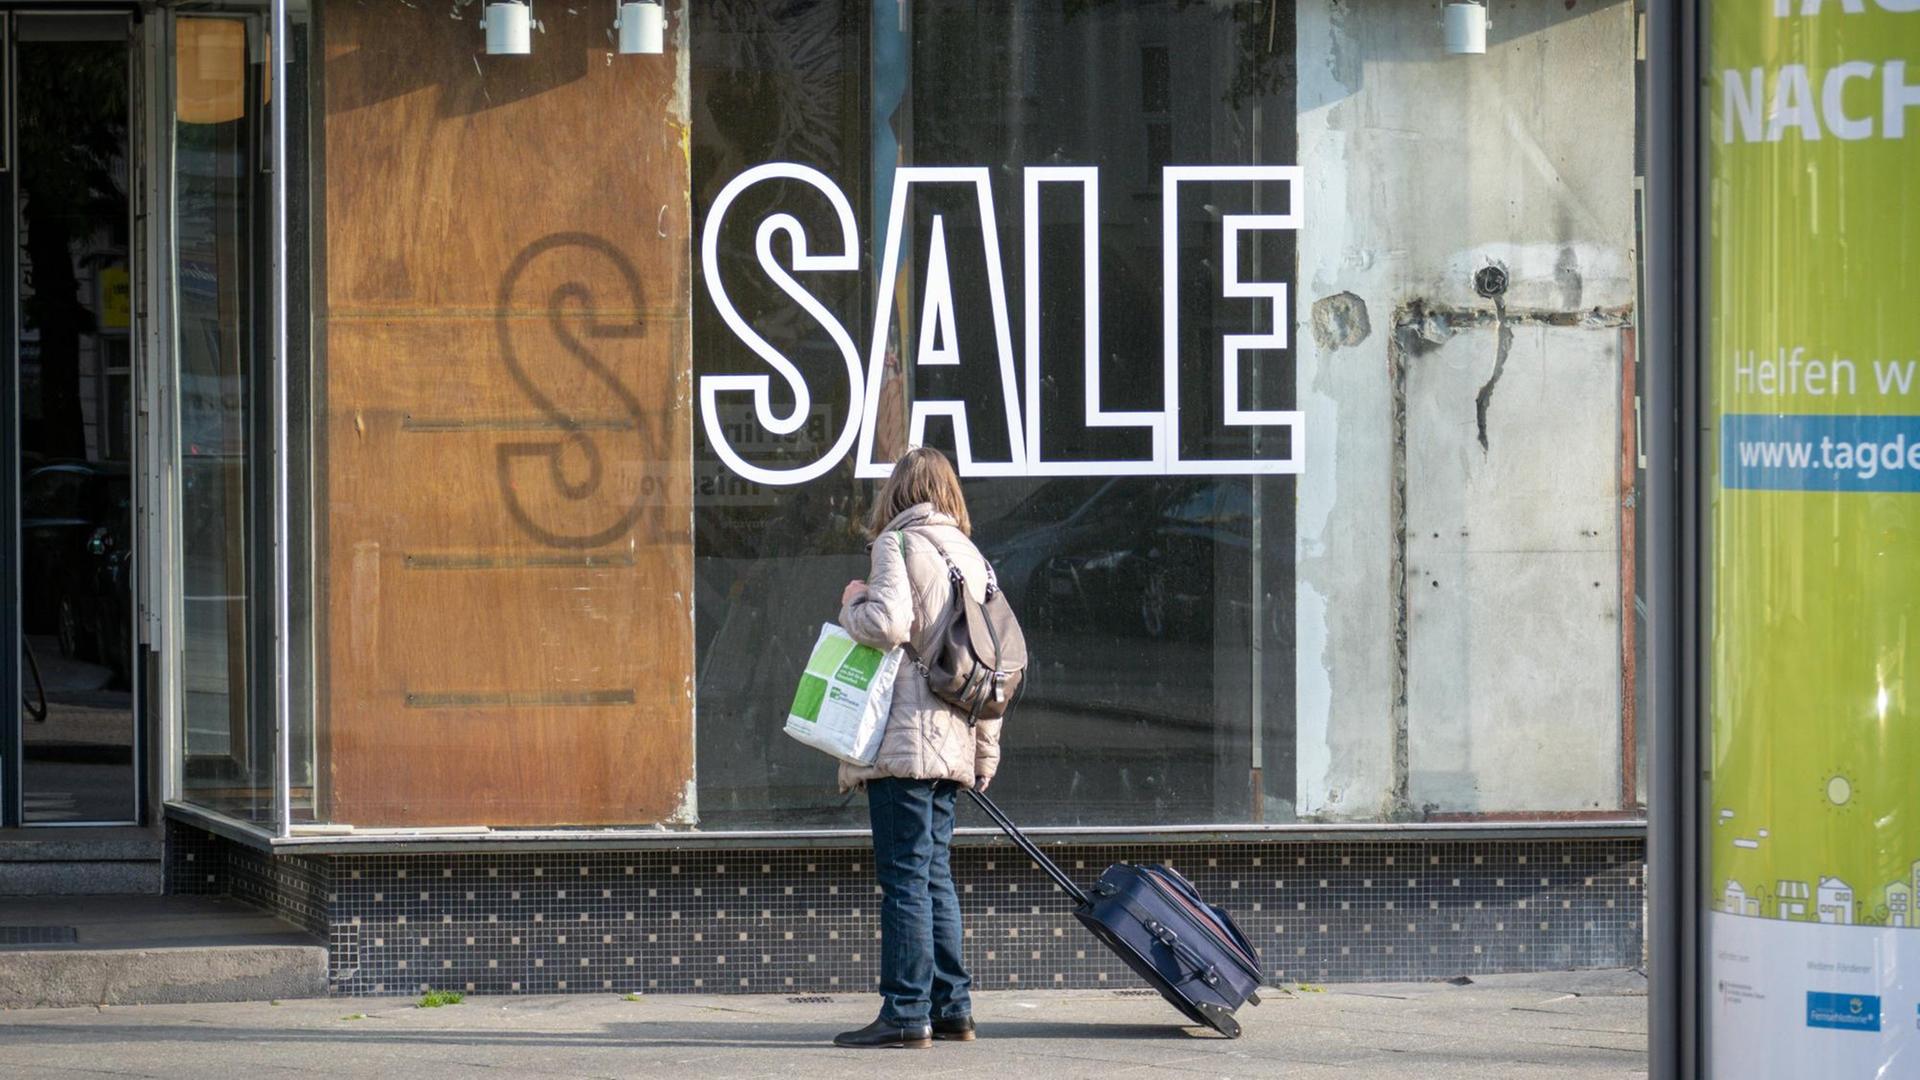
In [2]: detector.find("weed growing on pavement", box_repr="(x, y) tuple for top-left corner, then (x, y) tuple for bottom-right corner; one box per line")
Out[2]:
(416, 989), (465, 1008)
(341, 1014), (367, 1021)
(624, 993), (644, 1002)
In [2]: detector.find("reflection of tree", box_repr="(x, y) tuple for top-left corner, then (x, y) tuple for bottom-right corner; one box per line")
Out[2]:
(693, 0), (876, 549)
(693, 0), (862, 307)
(19, 44), (128, 461)
(694, 1), (856, 181)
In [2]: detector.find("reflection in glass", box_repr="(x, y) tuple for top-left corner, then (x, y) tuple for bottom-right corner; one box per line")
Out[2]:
(14, 26), (138, 824)
(174, 16), (274, 823)
(691, 1), (1295, 828)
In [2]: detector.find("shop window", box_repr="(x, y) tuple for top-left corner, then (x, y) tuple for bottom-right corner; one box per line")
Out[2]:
(224, 0), (1650, 834)
(687, 0), (1647, 829)
(690, 0), (1299, 829)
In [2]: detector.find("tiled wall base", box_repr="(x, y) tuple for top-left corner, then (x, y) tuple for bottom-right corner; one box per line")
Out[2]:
(165, 821), (329, 938)
(166, 822), (1644, 997)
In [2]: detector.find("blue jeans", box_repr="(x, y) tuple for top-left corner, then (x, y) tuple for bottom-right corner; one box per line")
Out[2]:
(866, 777), (972, 1026)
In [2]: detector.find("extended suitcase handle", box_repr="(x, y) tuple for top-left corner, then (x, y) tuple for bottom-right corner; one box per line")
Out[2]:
(970, 789), (1254, 1039)
(965, 788), (1090, 906)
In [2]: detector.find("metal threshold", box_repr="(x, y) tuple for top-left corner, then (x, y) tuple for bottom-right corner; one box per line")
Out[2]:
(169, 802), (1646, 855)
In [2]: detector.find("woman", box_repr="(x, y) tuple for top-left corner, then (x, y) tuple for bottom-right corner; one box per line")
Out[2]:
(832, 447), (1002, 1050)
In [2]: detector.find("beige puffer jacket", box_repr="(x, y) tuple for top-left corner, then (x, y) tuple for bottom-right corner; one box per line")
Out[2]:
(836, 503), (1003, 793)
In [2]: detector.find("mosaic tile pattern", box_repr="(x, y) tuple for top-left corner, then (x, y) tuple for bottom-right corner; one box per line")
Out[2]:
(227, 842), (331, 940)
(168, 823), (1644, 997)
(163, 820), (225, 896)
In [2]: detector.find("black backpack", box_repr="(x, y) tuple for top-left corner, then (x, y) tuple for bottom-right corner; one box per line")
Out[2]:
(898, 531), (1028, 724)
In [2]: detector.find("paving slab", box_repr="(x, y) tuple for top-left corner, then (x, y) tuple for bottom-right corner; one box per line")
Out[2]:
(0, 969), (1649, 1079)
(0, 896), (319, 950)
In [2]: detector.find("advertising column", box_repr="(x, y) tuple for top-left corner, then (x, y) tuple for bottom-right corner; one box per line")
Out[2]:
(1706, 0), (1920, 1074)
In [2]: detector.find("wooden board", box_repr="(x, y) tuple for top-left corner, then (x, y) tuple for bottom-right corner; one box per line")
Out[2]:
(319, 2), (693, 826)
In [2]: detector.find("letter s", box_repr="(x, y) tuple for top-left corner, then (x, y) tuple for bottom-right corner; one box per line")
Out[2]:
(699, 163), (864, 486)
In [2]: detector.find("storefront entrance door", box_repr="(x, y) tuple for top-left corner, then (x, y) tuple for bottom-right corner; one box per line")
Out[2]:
(0, 12), (141, 827)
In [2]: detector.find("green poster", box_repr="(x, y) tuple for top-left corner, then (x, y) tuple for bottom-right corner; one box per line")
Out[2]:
(1707, 0), (1920, 1071)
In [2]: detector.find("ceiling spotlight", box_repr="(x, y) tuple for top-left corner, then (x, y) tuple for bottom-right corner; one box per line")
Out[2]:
(482, 0), (534, 55)
(1444, 1), (1487, 55)
(616, 0), (664, 55)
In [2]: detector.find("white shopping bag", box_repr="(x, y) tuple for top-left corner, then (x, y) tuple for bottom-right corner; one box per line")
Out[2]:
(784, 623), (902, 766)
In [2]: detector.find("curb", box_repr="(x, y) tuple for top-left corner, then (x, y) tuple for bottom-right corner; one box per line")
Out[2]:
(0, 945), (328, 1008)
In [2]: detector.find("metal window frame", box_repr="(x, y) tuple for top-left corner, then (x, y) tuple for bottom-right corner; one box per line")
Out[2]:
(145, 0), (180, 816)
(268, 0), (290, 840)
(168, 806), (1644, 857)
(159, 3), (288, 837)
(0, 9), (14, 830)
(4, 6), (146, 829)
(1645, 0), (1701, 1076)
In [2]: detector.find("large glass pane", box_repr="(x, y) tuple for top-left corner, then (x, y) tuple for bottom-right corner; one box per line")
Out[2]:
(174, 14), (274, 823)
(14, 18), (138, 823)
(690, 1), (1296, 828)
(689, 0), (1647, 829)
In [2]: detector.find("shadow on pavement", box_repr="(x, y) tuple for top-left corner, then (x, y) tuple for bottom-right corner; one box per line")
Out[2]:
(0, 1017), (1223, 1050)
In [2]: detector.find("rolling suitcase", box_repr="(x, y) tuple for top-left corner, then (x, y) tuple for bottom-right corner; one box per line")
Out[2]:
(967, 789), (1271, 1038)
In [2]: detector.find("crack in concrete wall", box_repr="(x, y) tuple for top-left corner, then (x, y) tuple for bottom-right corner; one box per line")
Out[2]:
(1464, 299), (1634, 455)
(1389, 330), (1411, 820)
(1383, 306), (1448, 823)
(1474, 296), (1514, 453)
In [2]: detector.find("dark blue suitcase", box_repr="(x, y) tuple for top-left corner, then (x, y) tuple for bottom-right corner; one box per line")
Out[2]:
(968, 790), (1270, 1037)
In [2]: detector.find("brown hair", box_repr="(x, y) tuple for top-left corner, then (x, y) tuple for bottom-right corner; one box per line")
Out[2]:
(866, 446), (972, 538)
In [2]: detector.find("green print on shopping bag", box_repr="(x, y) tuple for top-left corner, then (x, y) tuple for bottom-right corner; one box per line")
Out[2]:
(784, 623), (902, 764)
(789, 675), (830, 724)
(832, 643), (885, 691)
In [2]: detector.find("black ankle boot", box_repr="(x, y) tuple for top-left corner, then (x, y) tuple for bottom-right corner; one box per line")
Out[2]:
(932, 1015), (976, 1041)
(833, 1018), (934, 1049)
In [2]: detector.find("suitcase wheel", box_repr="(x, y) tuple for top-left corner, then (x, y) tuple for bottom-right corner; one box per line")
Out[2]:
(1246, 991), (1261, 1007)
(1194, 1001), (1242, 1039)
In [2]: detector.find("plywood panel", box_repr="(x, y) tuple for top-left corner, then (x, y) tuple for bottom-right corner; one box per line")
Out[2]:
(320, 2), (693, 826)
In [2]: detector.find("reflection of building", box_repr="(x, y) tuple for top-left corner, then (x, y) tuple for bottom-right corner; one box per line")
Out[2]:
(1777, 880), (1812, 920)
(1888, 882), (1910, 927)
(1817, 878), (1854, 925)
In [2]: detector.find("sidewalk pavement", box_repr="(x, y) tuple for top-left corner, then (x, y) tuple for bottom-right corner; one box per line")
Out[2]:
(0, 968), (1647, 1079)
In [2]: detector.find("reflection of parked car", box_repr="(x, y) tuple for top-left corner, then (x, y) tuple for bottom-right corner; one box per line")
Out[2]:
(59, 513), (134, 685)
(981, 477), (1252, 642)
(20, 462), (129, 636)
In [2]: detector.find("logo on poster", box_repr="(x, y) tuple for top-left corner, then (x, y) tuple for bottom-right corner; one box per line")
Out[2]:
(698, 163), (1303, 486)
(1806, 991), (1882, 1032)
